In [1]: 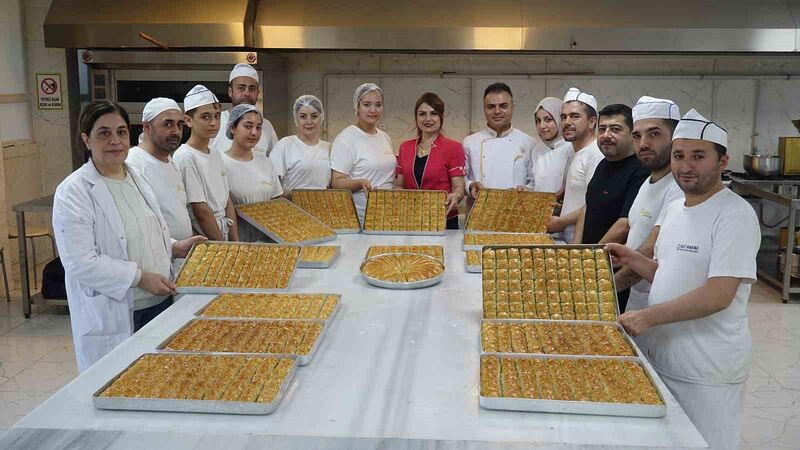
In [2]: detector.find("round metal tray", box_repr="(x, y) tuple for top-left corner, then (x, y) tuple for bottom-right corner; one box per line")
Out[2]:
(359, 253), (445, 290)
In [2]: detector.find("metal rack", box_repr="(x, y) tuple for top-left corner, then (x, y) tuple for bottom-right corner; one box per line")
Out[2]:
(730, 176), (800, 303)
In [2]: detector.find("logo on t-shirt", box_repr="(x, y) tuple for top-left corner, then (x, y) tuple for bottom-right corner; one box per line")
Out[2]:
(676, 243), (699, 254)
(639, 208), (652, 219)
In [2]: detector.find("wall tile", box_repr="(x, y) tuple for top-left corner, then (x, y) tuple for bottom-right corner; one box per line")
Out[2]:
(470, 77), (547, 138)
(712, 80), (758, 172)
(546, 57), (714, 76)
(755, 80), (800, 155)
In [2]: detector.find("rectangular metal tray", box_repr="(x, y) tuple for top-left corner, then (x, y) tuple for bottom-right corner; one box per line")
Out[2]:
(362, 189), (447, 236)
(236, 199), (337, 246)
(174, 241), (300, 294)
(194, 293), (342, 324)
(155, 317), (331, 366)
(290, 189), (362, 234)
(479, 318), (640, 358)
(482, 244), (621, 318)
(464, 189), (556, 233)
(92, 352), (298, 415)
(297, 245), (341, 269)
(462, 232), (555, 251)
(479, 353), (667, 418)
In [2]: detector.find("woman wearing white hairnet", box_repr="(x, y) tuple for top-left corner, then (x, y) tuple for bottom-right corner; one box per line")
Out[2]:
(530, 97), (573, 194)
(330, 83), (396, 222)
(221, 104), (283, 205)
(270, 95), (331, 194)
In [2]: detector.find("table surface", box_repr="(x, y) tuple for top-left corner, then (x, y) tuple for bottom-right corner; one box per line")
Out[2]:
(11, 194), (54, 213)
(0, 233), (707, 450)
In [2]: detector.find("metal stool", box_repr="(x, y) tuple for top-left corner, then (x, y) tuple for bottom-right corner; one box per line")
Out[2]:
(8, 227), (57, 290)
(0, 246), (9, 302)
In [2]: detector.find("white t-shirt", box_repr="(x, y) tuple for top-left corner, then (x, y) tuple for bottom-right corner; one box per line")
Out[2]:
(222, 151), (283, 205)
(125, 146), (193, 240)
(625, 173), (684, 295)
(210, 109), (279, 156)
(531, 140), (573, 193)
(561, 139), (604, 243)
(103, 174), (171, 310)
(270, 135), (331, 192)
(462, 127), (536, 190)
(648, 188), (759, 385)
(173, 144), (231, 237)
(330, 125), (396, 220)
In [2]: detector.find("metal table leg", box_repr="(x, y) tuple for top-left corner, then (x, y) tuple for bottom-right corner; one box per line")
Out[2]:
(783, 201), (797, 303)
(17, 211), (31, 318)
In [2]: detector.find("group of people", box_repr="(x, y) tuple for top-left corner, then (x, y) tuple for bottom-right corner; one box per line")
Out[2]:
(51, 62), (758, 449)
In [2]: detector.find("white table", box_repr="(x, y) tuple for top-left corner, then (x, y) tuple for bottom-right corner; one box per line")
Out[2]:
(0, 233), (707, 449)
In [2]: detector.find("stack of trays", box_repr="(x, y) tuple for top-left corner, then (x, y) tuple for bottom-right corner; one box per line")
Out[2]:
(298, 245), (341, 268)
(465, 189), (556, 233)
(174, 242), (300, 294)
(477, 245), (666, 417)
(237, 198), (337, 245)
(93, 293), (342, 415)
(291, 189), (361, 234)
(462, 233), (554, 273)
(363, 190), (447, 235)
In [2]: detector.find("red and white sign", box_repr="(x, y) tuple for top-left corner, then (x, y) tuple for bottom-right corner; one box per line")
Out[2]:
(36, 73), (63, 110)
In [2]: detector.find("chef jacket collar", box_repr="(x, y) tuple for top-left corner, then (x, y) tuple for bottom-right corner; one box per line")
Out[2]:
(486, 125), (514, 138)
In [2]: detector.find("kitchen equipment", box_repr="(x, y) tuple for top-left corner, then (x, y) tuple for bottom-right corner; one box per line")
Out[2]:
(779, 227), (800, 248)
(779, 137), (800, 175)
(778, 251), (800, 278)
(743, 153), (782, 178)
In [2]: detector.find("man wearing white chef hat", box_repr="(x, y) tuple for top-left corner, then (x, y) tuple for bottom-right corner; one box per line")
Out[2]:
(607, 109), (759, 450)
(209, 63), (279, 156)
(126, 98), (193, 243)
(463, 82), (536, 199)
(174, 85), (239, 241)
(613, 96), (684, 326)
(548, 87), (604, 243)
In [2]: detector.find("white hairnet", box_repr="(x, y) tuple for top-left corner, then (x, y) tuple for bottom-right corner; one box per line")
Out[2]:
(293, 95), (325, 126)
(353, 83), (383, 112)
(225, 104), (263, 139)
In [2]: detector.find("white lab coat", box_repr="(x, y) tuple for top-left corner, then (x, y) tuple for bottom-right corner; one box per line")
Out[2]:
(52, 161), (173, 372)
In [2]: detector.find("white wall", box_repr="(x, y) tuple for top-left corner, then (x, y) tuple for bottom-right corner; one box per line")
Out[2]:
(0, 0), (32, 143)
(285, 53), (800, 174)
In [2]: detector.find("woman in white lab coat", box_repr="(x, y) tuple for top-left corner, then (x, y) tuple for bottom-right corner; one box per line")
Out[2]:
(53, 100), (203, 372)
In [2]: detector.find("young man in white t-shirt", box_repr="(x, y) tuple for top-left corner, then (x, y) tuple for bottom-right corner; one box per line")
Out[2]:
(548, 87), (604, 243)
(173, 85), (239, 241)
(607, 109), (759, 450)
(126, 97), (193, 241)
(613, 97), (684, 320)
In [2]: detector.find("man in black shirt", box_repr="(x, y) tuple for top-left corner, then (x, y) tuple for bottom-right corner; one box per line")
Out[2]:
(574, 104), (649, 310)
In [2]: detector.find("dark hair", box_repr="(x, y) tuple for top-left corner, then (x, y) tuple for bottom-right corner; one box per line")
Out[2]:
(415, 92), (445, 136)
(713, 142), (727, 157)
(484, 83), (513, 99)
(565, 100), (597, 120)
(662, 118), (679, 135)
(598, 104), (632, 130)
(76, 100), (130, 156)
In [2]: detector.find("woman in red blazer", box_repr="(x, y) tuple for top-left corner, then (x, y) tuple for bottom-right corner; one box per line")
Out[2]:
(395, 92), (466, 229)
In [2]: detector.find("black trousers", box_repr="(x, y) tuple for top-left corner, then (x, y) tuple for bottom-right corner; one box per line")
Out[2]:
(617, 289), (630, 314)
(133, 296), (173, 332)
(446, 216), (459, 230)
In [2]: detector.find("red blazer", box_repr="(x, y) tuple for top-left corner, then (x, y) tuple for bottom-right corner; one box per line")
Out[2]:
(396, 134), (466, 218)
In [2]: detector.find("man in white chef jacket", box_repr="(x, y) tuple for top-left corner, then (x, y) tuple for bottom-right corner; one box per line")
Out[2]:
(613, 96), (684, 334)
(548, 87), (604, 243)
(209, 63), (279, 156)
(607, 109), (759, 450)
(126, 97), (193, 242)
(463, 83), (536, 200)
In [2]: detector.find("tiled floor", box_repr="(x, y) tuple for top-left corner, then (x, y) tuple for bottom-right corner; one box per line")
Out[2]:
(0, 282), (798, 448)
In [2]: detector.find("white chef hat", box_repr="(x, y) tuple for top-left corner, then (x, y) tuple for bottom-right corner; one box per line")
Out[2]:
(183, 85), (219, 113)
(563, 87), (598, 114)
(142, 97), (181, 123)
(353, 83), (383, 112)
(229, 63), (259, 84)
(225, 104), (263, 139)
(632, 96), (680, 123)
(672, 109), (727, 148)
(293, 95), (325, 125)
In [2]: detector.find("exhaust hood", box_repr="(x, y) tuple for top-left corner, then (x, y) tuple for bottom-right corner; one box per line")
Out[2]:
(43, 0), (256, 49)
(45, 0), (800, 53)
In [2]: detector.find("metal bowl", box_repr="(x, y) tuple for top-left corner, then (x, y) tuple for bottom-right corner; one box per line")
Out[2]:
(743, 154), (781, 178)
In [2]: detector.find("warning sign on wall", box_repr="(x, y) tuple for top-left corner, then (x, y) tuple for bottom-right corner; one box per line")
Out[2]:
(36, 73), (63, 110)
